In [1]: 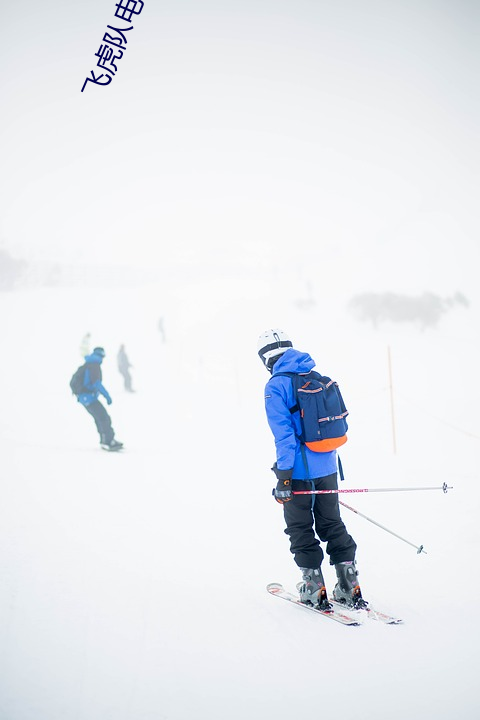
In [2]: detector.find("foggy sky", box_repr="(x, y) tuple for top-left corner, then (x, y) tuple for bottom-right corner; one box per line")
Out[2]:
(1, 1), (479, 293)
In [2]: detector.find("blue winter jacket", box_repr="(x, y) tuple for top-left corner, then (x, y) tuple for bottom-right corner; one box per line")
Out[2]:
(77, 351), (112, 407)
(264, 348), (337, 480)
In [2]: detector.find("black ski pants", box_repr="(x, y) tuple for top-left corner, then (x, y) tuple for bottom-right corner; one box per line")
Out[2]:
(83, 400), (114, 444)
(283, 473), (356, 569)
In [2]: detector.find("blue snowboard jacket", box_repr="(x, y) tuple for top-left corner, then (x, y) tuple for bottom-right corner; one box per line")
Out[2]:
(77, 351), (112, 407)
(264, 348), (338, 480)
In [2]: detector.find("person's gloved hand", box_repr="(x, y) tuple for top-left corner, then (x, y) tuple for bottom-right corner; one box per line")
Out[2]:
(271, 464), (293, 504)
(105, 395), (112, 405)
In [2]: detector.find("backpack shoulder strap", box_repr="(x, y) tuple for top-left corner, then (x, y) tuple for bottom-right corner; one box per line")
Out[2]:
(83, 363), (91, 388)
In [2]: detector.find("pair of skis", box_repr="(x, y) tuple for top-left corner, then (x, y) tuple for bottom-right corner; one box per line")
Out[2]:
(267, 583), (402, 626)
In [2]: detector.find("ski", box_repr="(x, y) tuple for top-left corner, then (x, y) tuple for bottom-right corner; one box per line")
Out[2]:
(328, 598), (403, 625)
(267, 583), (361, 626)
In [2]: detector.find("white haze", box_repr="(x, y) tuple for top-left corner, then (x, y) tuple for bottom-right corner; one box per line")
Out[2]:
(1, 1), (479, 295)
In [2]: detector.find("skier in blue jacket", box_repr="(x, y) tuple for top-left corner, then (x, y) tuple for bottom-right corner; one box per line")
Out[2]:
(258, 329), (366, 610)
(77, 347), (123, 451)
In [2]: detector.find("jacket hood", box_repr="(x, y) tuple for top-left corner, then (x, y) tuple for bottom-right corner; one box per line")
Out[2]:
(85, 352), (103, 364)
(271, 348), (315, 375)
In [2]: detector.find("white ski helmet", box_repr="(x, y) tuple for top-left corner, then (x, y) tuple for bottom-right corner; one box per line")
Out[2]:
(257, 329), (293, 369)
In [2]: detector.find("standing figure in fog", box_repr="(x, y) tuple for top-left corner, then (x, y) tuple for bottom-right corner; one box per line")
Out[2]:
(258, 328), (367, 610)
(158, 316), (166, 343)
(71, 346), (123, 452)
(80, 332), (91, 358)
(117, 344), (134, 392)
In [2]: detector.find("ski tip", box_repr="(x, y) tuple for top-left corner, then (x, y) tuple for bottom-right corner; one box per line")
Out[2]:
(266, 583), (284, 593)
(366, 607), (404, 624)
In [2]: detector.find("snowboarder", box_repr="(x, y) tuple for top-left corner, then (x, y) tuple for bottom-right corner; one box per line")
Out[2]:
(75, 346), (123, 451)
(258, 328), (366, 610)
(117, 344), (134, 392)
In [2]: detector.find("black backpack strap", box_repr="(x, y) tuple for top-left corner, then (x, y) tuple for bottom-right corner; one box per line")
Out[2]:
(299, 443), (310, 480)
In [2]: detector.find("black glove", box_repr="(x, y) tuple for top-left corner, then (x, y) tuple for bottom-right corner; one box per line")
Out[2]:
(273, 478), (293, 504)
(271, 463), (293, 481)
(271, 464), (293, 504)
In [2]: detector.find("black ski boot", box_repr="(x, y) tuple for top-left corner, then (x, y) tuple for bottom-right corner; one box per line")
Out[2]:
(297, 568), (332, 611)
(101, 439), (124, 452)
(333, 561), (368, 609)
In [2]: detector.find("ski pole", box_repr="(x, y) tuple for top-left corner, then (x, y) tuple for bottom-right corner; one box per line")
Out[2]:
(338, 499), (427, 554)
(292, 482), (452, 496)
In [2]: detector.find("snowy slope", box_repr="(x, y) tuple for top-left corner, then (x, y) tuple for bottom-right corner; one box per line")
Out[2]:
(0, 276), (479, 720)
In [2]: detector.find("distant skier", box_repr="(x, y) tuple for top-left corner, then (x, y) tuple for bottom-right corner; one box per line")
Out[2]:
(80, 332), (91, 358)
(257, 328), (366, 610)
(158, 316), (166, 343)
(117, 344), (134, 392)
(71, 346), (123, 451)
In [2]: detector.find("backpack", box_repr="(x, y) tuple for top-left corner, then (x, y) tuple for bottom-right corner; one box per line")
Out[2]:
(276, 371), (348, 452)
(70, 364), (87, 395)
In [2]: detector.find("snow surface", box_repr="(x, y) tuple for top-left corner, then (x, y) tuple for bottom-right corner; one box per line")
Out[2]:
(1, 275), (478, 720)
